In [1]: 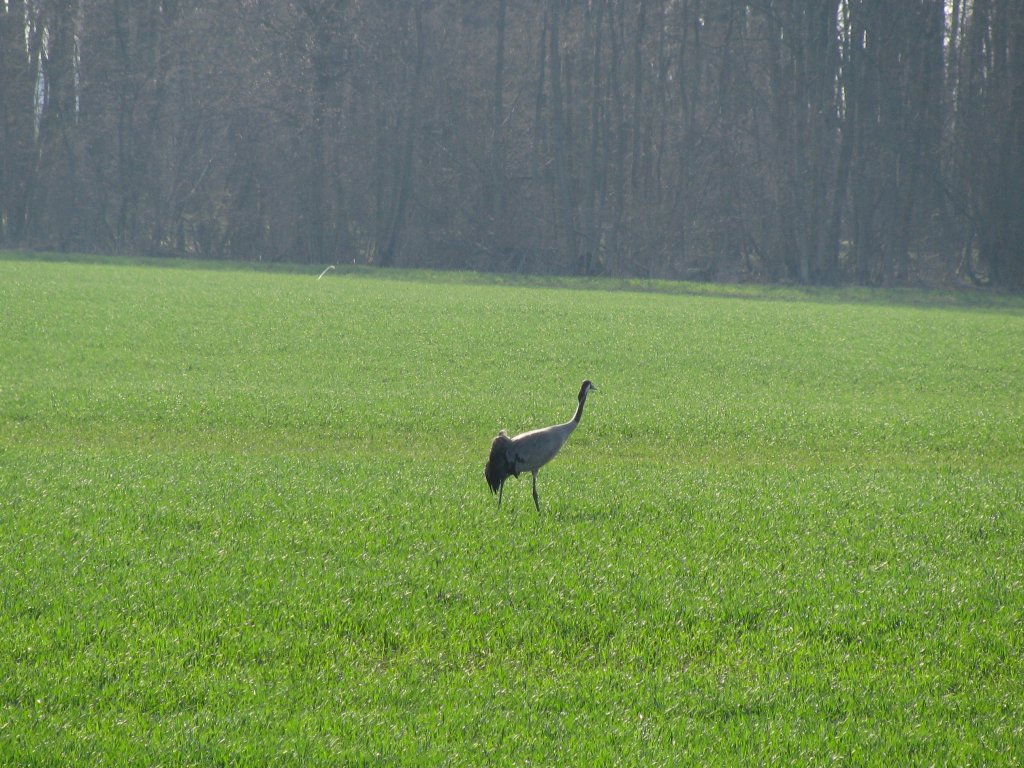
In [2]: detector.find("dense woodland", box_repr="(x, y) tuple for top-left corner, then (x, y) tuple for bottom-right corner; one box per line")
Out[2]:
(2, 1), (1023, 288)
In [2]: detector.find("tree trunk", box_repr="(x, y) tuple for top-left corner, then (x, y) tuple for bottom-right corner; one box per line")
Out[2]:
(380, 4), (424, 267)
(0, 0), (35, 243)
(491, 0), (508, 258)
(548, 0), (577, 268)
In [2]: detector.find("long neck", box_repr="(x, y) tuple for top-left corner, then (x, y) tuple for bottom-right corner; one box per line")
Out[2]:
(571, 391), (589, 424)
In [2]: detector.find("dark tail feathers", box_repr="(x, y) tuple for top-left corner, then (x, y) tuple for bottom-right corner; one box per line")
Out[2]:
(484, 430), (515, 495)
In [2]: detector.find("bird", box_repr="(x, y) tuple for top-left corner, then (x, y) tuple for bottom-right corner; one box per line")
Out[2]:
(485, 380), (596, 511)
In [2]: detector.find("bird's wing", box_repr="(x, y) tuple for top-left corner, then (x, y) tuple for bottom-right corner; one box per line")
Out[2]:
(508, 423), (573, 471)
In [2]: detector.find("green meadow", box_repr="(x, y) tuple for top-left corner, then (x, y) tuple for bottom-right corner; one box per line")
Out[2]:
(1, 253), (1022, 765)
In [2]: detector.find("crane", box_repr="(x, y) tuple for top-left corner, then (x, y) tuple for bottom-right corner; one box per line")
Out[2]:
(484, 380), (596, 511)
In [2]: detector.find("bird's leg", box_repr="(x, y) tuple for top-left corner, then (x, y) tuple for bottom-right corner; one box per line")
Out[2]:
(531, 470), (540, 512)
(497, 481), (504, 508)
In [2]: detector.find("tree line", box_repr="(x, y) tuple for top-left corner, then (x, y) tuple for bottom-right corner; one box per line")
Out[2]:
(2, 0), (1023, 289)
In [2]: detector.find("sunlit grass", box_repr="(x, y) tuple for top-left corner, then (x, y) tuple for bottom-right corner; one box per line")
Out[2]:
(1, 254), (1023, 765)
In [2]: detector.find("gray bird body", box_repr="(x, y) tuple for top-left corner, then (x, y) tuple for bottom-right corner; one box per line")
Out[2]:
(485, 380), (596, 510)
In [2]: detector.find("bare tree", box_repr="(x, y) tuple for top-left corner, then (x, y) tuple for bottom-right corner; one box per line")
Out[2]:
(1, 0), (1020, 289)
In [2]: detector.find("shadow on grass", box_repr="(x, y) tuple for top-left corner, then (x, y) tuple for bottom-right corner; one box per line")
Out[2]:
(3, 248), (1022, 313)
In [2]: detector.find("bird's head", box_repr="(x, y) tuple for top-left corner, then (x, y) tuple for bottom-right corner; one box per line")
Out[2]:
(579, 380), (597, 399)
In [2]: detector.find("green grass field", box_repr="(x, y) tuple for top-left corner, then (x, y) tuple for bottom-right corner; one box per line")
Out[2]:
(2, 253), (1023, 765)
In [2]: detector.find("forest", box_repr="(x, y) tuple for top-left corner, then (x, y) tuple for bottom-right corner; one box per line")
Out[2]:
(2, 0), (1023, 289)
